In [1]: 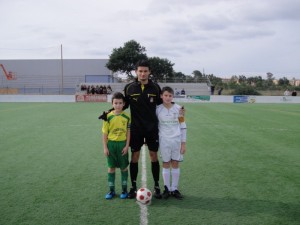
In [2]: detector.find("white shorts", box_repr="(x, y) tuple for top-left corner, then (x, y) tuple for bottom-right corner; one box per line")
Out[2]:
(159, 136), (183, 162)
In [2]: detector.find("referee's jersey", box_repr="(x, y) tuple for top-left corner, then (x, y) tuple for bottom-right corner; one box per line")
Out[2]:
(124, 79), (162, 132)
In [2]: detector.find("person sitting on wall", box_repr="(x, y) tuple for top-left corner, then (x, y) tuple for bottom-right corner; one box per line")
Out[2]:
(91, 85), (96, 95)
(95, 85), (100, 94)
(284, 89), (290, 96)
(107, 85), (113, 94)
(99, 85), (104, 94)
(103, 86), (107, 94)
(291, 90), (297, 96)
(81, 84), (86, 91)
(181, 88), (185, 95)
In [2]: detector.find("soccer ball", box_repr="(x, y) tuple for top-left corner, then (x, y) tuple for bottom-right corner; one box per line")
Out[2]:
(136, 187), (152, 205)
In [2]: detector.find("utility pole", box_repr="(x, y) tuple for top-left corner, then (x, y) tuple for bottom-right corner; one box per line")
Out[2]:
(61, 44), (64, 94)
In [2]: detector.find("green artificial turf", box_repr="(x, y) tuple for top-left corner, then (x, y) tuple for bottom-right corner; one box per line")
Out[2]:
(0, 103), (299, 225)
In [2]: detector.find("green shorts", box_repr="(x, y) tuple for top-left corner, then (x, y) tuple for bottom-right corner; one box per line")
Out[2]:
(106, 140), (129, 170)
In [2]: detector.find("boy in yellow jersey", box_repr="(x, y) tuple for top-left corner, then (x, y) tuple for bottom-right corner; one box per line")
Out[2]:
(102, 92), (131, 199)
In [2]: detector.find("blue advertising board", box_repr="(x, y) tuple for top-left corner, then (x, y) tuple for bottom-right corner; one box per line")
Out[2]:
(233, 95), (249, 103)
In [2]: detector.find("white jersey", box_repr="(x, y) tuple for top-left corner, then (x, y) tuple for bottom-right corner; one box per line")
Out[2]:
(156, 103), (186, 162)
(156, 103), (182, 139)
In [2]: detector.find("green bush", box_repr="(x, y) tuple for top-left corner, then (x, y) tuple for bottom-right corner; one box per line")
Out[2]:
(230, 85), (261, 95)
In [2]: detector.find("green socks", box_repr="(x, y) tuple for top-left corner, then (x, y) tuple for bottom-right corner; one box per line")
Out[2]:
(108, 170), (128, 192)
(108, 172), (115, 192)
(121, 170), (128, 192)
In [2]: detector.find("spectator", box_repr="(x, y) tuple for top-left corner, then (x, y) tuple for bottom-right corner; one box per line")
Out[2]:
(107, 85), (113, 94)
(291, 90), (297, 96)
(210, 85), (215, 95)
(96, 85), (100, 94)
(91, 85), (96, 95)
(99, 85), (104, 94)
(103, 86), (107, 94)
(218, 87), (223, 95)
(81, 84), (87, 92)
(284, 89), (290, 96)
(181, 88), (185, 95)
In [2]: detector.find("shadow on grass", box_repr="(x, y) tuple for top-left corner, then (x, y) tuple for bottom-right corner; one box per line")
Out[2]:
(151, 195), (300, 222)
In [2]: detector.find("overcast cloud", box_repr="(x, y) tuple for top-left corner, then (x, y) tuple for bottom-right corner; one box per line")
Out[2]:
(0, 0), (299, 79)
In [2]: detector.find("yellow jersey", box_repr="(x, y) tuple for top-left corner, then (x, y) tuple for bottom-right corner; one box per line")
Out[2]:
(102, 111), (131, 141)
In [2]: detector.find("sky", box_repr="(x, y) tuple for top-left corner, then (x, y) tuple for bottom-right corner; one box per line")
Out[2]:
(0, 0), (300, 79)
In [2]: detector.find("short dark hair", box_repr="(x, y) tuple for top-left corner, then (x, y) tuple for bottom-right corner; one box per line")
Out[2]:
(111, 92), (125, 103)
(161, 86), (174, 95)
(135, 60), (150, 70)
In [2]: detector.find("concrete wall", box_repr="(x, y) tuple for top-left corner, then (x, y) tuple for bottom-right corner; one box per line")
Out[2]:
(176, 95), (300, 103)
(1, 95), (299, 103)
(0, 95), (75, 102)
(210, 95), (300, 103)
(80, 82), (210, 96)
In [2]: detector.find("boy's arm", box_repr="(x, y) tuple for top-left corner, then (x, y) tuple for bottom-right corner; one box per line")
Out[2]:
(123, 94), (130, 110)
(122, 128), (130, 155)
(123, 84), (130, 110)
(181, 142), (186, 154)
(156, 83), (162, 105)
(179, 106), (187, 154)
(103, 133), (109, 156)
(98, 108), (113, 121)
(180, 125), (187, 154)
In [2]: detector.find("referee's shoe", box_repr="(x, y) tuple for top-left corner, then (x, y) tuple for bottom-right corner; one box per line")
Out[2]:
(154, 186), (162, 199)
(127, 187), (137, 199)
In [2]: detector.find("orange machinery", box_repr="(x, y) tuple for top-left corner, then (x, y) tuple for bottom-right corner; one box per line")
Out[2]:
(0, 64), (16, 80)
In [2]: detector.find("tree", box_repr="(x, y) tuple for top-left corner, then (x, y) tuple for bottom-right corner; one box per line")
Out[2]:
(266, 72), (275, 87)
(238, 75), (247, 84)
(247, 76), (263, 87)
(228, 75), (239, 89)
(231, 84), (261, 95)
(207, 74), (223, 87)
(148, 57), (174, 82)
(185, 75), (194, 83)
(192, 70), (202, 80)
(106, 40), (147, 78)
(278, 77), (290, 86)
(173, 72), (186, 83)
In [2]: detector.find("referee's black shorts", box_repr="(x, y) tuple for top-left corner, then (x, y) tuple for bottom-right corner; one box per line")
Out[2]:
(130, 128), (159, 152)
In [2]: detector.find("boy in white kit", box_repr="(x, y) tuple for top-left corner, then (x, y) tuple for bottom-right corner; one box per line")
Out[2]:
(156, 86), (187, 199)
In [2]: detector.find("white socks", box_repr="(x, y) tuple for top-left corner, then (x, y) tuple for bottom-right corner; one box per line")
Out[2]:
(162, 168), (170, 189)
(162, 168), (180, 191)
(171, 168), (180, 191)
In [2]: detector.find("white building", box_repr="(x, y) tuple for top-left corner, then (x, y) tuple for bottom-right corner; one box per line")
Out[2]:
(0, 59), (114, 94)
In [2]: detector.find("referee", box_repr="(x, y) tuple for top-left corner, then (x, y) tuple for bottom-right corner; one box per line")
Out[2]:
(124, 60), (163, 199)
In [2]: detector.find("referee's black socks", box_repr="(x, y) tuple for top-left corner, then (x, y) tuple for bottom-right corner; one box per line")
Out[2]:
(130, 162), (138, 189)
(152, 161), (160, 187)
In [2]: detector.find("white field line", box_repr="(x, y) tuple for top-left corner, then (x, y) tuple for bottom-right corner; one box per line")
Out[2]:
(139, 144), (148, 225)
